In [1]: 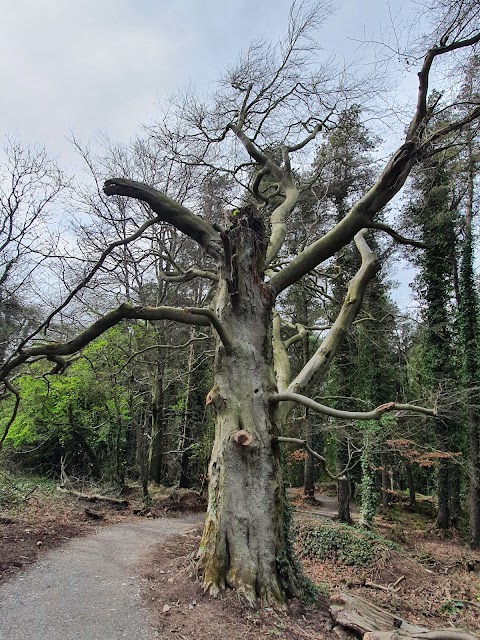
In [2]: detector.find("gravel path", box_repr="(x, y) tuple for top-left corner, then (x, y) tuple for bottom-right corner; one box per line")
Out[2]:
(0, 515), (202, 640)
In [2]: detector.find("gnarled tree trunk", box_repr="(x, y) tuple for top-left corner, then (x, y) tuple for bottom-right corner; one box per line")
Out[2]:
(198, 207), (300, 606)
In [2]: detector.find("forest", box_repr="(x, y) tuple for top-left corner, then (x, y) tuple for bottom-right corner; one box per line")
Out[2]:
(1, 0), (480, 637)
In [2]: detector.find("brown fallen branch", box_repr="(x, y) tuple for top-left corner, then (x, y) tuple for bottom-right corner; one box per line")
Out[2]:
(22, 485), (39, 502)
(330, 594), (478, 640)
(57, 487), (129, 508)
(364, 633), (479, 640)
(365, 575), (405, 593)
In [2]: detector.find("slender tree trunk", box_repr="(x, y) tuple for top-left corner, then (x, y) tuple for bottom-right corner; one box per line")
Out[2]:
(131, 394), (149, 500)
(179, 330), (196, 489)
(299, 285), (316, 499)
(149, 359), (165, 484)
(406, 462), (416, 508)
(461, 145), (480, 547)
(337, 477), (352, 524)
(303, 417), (315, 499)
(198, 207), (301, 606)
(112, 396), (126, 486)
(436, 458), (450, 529)
(381, 456), (389, 510)
(337, 443), (352, 524)
(469, 404), (480, 547)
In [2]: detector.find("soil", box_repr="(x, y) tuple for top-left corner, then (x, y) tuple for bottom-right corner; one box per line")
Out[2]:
(0, 492), (130, 584)
(138, 525), (334, 640)
(1, 483), (480, 639)
(0, 483), (207, 585)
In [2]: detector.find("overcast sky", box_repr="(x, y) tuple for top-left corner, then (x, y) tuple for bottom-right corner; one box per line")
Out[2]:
(0, 1), (420, 155)
(0, 0), (421, 306)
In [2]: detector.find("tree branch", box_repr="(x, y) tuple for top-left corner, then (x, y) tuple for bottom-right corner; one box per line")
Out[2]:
(269, 32), (480, 297)
(184, 307), (233, 354)
(272, 312), (292, 393)
(0, 380), (21, 450)
(274, 436), (351, 481)
(0, 304), (210, 380)
(103, 178), (222, 260)
(284, 230), (379, 403)
(284, 323), (308, 349)
(367, 221), (428, 249)
(271, 392), (437, 420)
(156, 267), (219, 283)
(116, 334), (210, 374)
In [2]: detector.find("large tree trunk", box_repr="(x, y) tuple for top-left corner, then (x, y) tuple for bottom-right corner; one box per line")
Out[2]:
(198, 207), (300, 606)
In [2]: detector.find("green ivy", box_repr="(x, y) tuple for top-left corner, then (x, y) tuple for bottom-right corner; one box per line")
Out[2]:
(276, 498), (320, 603)
(297, 521), (396, 568)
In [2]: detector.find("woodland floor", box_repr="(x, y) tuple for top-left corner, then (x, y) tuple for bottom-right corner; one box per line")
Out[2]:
(0, 480), (479, 639)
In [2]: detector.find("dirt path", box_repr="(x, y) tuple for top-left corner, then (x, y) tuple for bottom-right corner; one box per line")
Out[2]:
(0, 514), (202, 640)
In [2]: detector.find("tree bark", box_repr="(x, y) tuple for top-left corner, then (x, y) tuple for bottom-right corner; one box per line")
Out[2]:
(179, 330), (196, 489)
(460, 141), (480, 548)
(337, 442), (352, 524)
(469, 402), (480, 547)
(381, 455), (389, 510)
(303, 418), (316, 499)
(149, 360), (165, 484)
(435, 458), (450, 530)
(406, 462), (416, 508)
(337, 477), (352, 525)
(198, 207), (300, 606)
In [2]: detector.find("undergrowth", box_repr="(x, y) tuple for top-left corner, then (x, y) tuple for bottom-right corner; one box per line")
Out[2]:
(296, 520), (397, 568)
(278, 499), (325, 603)
(0, 468), (56, 511)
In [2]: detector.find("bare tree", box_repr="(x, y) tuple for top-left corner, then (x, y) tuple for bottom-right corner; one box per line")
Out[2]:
(1, 1), (479, 605)
(0, 138), (64, 358)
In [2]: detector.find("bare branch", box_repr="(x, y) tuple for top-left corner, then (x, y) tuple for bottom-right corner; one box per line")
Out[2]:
(0, 304), (210, 380)
(184, 307), (233, 353)
(17, 208), (172, 349)
(272, 312), (292, 393)
(286, 121), (322, 152)
(284, 230), (379, 399)
(269, 29), (480, 296)
(103, 178), (222, 260)
(367, 221), (428, 249)
(274, 436), (350, 481)
(156, 267), (219, 283)
(271, 393), (437, 420)
(0, 379), (20, 450)
(117, 333), (210, 374)
(284, 323), (308, 349)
